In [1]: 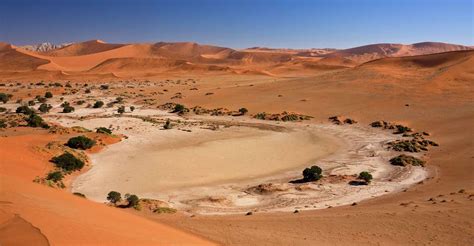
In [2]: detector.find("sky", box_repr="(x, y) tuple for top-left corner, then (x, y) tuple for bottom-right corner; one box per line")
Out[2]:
(0, 0), (472, 49)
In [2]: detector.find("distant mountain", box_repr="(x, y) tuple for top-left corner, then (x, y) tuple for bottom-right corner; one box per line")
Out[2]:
(20, 42), (72, 52)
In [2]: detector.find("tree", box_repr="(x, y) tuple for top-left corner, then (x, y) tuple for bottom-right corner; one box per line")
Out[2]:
(130, 106), (135, 112)
(107, 191), (121, 204)
(93, 101), (104, 108)
(117, 106), (125, 114)
(0, 93), (12, 103)
(62, 105), (75, 113)
(238, 108), (248, 115)
(302, 165), (322, 181)
(16, 105), (35, 115)
(66, 135), (96, 150)
(358, 171), (373, 184)
(44, 91), (53, 98)
(46, 171), (64, 182)
(125, 194), (140, 208)
(26, 114), (49, 128)
(172, 104), (185, 114)
(51, 152), (84, 171)
(38, 103), (52, 113)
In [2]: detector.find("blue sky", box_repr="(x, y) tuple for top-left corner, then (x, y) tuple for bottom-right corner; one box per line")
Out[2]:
(0, 0), (472, 48)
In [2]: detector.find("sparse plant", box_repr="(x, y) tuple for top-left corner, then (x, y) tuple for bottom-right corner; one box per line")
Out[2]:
(239, 108), (248, 115)
(93, 100), (104, 108)
(45, 91), (53, 98)
(172, 104), (186, 114)
(358, 171), (373, 184)
(26, 114), (49, 128)
(107, 191), (121, 204)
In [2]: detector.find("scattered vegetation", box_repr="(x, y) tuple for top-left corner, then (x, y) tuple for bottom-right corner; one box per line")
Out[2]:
(46, 171), (64, 182)
(390, 154), (425, 167)
(26, 114), (49, 128)
(66, 135), (96, 150)
(51, 152), (85, 171)
(125, 193), (140, 209)
(0, 93), (12, 103)
(61, 102), (75, 113)
(107, 191), (122, 204)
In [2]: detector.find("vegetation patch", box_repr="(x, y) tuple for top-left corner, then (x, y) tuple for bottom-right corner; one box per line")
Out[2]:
(390, 154), (425, 167)
(51, 152), (85, 171)
(66, 135), (96, 150)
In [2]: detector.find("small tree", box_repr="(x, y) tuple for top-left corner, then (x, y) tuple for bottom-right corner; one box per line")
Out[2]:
(26, 114), (49, 128)
(172, 104), (185, 114)
(302, 165), (322, 181)
(358, 171), (373, 184)
(107, 191), (121, 204)
(16, 105), (35, 115)
(38, 103), (52, 113)
(46, 171), (64, 182)
(66, 135), (96, 150)
(45, 91), (53, 98)
(0, 93), (12, 103)
(62, 105), (75, 113)
(125, 194), (140, 208)
(163, 119), (172, 129)
(117, 106), (125, 114)
(130, 106), (135, 112)
(239, 108), (248, 115)
(51, 152), (84, 171)
(93, 101), (104, 108)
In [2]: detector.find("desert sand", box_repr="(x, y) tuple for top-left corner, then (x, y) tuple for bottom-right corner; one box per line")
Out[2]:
(0, 40), (473, 245)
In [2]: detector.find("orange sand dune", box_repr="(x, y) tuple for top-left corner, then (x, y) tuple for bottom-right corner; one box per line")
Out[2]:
(43, 39), (125, 57)
(0, 129), (216, 245)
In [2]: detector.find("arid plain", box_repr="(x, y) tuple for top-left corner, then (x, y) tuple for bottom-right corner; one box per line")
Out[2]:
(0, 40), (473, 245)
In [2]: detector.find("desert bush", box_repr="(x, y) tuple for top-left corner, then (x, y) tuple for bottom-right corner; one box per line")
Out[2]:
(172, 104), (186, 114)
(115, 97), (123, 103)
(96, 127), (112, 134)
(46, 171), (64, 182)
(117, 106), (125, 114)
(28, 100), (36, 106)
(44, 91), (53, 98)
(125, 194), (140, 208)
(358, 171), (373, 183)
(0, 93), (12, 103)
(66, 135), (96, 150)
(62, 105), (75, 113)
(239, 108), (248, 115)
(0, 120), (6, 128)
(107, 191), (121, 204)
(302, 165), (322, 181)
(93, 100), (104, 108)
(130, 106), (135, 112)
(100, 84), (109, 90)
(390, 154), (425, 167)
(85, 88), (91, 94)
(51, 152), (84, 171)
(38, 103), (52, 113)
(73, 192), (86, 198)
(163, 119), (172, 129)
(36, 96), (47, 103)
(0, 107), (6, 112)
(16, 105), (35, 115)
(26, 114), (49, 128)
(254, 112), (266, 120)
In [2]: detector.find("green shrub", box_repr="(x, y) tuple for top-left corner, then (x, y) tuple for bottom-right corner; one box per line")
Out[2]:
(16, 105), (35, 115)
(390, 154), (425, 167)
(125, 194), (140, 208)
(44, 91), (53, 98)
(96, 127), (112, 134)
(163, 119), (172, 129)
(26, 114), (49, 128)
(66, 135), (96, 150)
(358, 171), (373, 183)
(0, 120), (6, 128)
(117, 106), (125, 114)
(172, 104), (185, 114)
(51, 152), (84, 171)
(93, 101), (104, 108)
(107, 191), (121, 204)
(239, 108), (248, 115)
(38, 103), (52, 113)
(46, 171), (64, 182)
(0, 93), (12, 103)
(62, 105), (75, 113)
(302, 165), (322, 181)
(0, 107), (6, 113)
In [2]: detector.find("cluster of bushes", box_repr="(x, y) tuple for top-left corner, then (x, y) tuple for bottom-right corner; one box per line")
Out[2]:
(66, 135), (96, 150)
(0, 93), (12, 103)
(61, 102), (75, 113)
(390, 154), (425, 167)
(38, 103), (52, 113)
(26, 114), (49, 128)
(302, 165), (323, 182)
(96, 127), (112, 134)
(50, 152), (84, 171)
(106, 191), (140, 210)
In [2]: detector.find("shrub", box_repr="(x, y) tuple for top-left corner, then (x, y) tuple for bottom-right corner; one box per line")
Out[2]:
(117, 106), (125, 114)
(28, 100), (36, 106)
(46, 171), (64, 182)
(37, 96), (47, 103)
(0, 93), (12, 103)
(85, 88), (91, 94)
(115, 97), (123, 103)
(66, 135), (96, 150)
(51, 152), (84, 171)
(0, 107), (7, 112)
(358, 171), (373, 183)
(107, 191), (121, 204)
(163, 119), (172, 129)
(44, 91), (53, 98)
(16, 105), (35, 115)
(38, 103), (52, 113)
(100, 84), (109, 90)
(93, 101), (104, 108)
(239, 108), (248, 115)
(62, 105), (75, 113)
(130, 106), (135, 112)
(125, 194), (140, 208)
(96, 127), (112, 134)
(172, 104), (185, 114)
(0, 120), (6, 128)
(73, 192), (86, 198)
(26, 114), (49, 128)
(390, 154), (425, 167)
(153, 207), (177, 214)
(302, 165), (322, 181)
